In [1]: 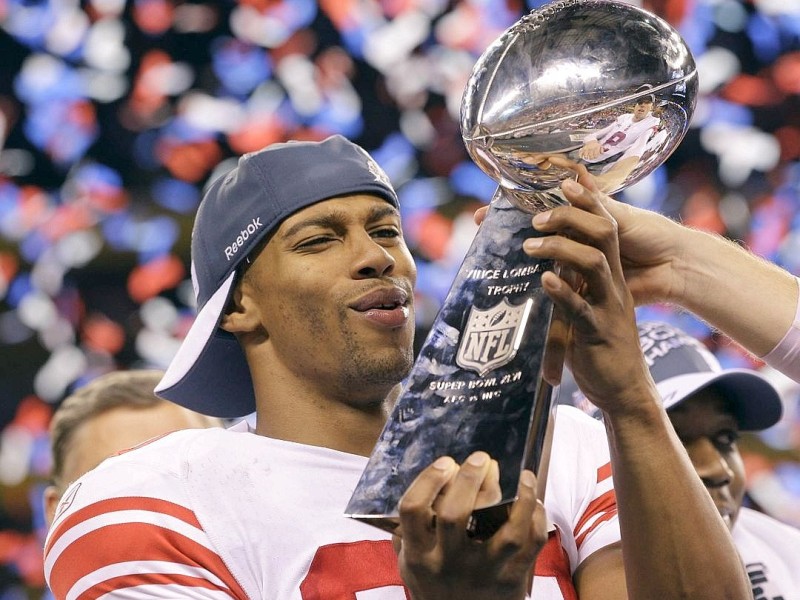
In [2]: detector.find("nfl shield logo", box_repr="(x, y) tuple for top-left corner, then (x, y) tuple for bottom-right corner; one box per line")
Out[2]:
(456, 298), (531, 376)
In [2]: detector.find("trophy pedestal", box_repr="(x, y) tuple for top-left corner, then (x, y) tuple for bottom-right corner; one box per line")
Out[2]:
(345, 188), (565, 538)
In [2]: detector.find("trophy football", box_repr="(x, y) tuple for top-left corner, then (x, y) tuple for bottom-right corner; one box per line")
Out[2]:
(346, 0), (697, 537)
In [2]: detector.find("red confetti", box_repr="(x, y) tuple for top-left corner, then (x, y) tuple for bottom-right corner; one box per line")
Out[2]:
(127, 254), (186, 303)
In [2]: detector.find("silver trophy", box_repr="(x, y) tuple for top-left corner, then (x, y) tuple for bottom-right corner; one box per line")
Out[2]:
(347, 0), (697, 538)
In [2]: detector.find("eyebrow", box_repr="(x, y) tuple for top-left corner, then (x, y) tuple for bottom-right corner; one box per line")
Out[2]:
(280, 203), (400, 241)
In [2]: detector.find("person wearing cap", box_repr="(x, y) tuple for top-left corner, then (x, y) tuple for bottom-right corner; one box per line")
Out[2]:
(563, 320), (800, 597)
(575, 85), (660, 193)
(43, 137), (750, 599)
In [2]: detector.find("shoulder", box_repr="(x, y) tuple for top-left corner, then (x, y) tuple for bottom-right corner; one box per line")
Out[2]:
(548, 406), (609, 487)
(546, 406), (618, 563)
(48, 427), (230, 528)
(44, 426), (251, 599)
(618, 113), (634, 124)
(550, 405), (610, 470)
(553, 404), (606, 438)
(734, 507), (800, 593)
(736, 506), (800, 541)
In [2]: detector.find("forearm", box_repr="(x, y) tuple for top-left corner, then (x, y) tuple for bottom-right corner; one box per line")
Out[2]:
(603, 396), (750, 600)
(669, 227), (797, 357)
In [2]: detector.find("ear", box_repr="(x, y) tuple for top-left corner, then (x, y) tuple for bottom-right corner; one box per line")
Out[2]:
(220, 281), (264, 335)
(44, 485), (61, 527)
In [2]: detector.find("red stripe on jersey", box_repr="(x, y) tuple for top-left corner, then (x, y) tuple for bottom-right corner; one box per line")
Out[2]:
(48, 521), (248, 600)
(574, 510), (618, 548)
(533, 529), (578, 600)
(596, 462), (612, 483)
(573, 489), (617, 543)
(46, 497), (201, 556)
(76, 571), (232, 600)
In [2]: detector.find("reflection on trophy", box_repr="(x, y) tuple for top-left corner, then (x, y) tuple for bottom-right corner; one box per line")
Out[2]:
(346, 0), (697, 537)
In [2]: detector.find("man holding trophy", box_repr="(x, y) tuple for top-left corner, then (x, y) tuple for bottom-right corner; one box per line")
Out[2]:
(44, 137), (749, 600)
(44, 2), (752, 599)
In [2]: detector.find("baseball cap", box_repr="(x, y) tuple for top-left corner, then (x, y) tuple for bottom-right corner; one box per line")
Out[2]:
(635, 84), (656, 105)
(561, 321), (783, 431)
(155, 135), (399, 417)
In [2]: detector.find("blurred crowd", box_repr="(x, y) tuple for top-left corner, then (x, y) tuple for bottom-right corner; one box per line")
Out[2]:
(0, 0), (799, 596)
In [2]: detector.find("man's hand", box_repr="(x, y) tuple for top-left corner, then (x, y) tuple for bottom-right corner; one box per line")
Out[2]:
(520, 170), (657, 416)
(395, 452), (547, 600)
(579, 139), (602, 160)
(600, 198), (689, 306)
(472, 184), (689, 308)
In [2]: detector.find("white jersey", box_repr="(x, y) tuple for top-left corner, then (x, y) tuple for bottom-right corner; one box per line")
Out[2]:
(44, 405), (619, 600)
(734, 506), (800, 599)
(582, 113), (660, 163)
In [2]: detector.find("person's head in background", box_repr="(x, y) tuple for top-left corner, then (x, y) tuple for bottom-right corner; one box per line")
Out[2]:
(44, 369), (222, 524)
(563, 320), (783, 531)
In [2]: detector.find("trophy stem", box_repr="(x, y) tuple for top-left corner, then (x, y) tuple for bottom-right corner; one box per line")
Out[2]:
(346, 187), (566, 538)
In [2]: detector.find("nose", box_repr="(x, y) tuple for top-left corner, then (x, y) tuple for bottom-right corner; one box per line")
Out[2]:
(350, 232), (395, 279)
(687, 438), (733, 489)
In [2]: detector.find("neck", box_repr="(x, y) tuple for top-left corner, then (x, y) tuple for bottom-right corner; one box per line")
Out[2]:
(255, 396), (391, 456)
(252, 371), (400, 456)
(242, 338), (405, 455)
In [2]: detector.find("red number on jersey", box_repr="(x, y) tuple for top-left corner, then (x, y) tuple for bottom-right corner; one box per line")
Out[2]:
(300, 532), (576, 600)
(602, 131), (627, 150)
(300, 540), (410, 600)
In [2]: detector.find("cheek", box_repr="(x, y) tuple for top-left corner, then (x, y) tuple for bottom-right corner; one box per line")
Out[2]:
(727, 453), (747, 497)
(268, 276), (340, 333)
(399, 247), (417, 283)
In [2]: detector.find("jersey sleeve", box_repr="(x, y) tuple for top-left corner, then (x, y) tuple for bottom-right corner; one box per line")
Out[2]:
(545, 406), (620, 571)
(43, 431), (249, 600)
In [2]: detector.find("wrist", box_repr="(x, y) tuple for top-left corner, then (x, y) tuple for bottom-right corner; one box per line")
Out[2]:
(602, 388), (672, 454)
(596, 375), (662, 422)
(660, 224), (703, 306)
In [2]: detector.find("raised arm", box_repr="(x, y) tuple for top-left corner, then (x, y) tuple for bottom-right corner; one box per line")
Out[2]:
(523, 171), (751, 599)
(604, 198), (799, 369)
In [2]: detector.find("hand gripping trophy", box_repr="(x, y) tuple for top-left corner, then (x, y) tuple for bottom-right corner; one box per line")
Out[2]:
(347, 0), (697, 537)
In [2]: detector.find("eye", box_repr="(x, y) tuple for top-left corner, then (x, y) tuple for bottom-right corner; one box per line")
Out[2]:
(713, 429), (740, 451)
(371, 226), (401, 240)
(296, 235), (337, 250)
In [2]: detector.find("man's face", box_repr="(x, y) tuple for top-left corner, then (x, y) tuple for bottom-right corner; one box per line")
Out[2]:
(667, 387), (746, 530)
(240, 194), (417, 405)
(632, 99), (653, 121)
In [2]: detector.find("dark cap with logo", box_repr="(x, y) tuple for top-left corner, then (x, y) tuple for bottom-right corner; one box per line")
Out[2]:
(562, 321), (783, 431)
(156, 135), (399, 417)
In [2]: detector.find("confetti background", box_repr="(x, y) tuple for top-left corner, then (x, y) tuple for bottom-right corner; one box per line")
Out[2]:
(1, 0), (799, 596)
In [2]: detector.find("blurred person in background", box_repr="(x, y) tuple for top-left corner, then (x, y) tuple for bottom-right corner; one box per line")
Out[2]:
(43, 369), (222, 525)
(563, 320), (800, 598)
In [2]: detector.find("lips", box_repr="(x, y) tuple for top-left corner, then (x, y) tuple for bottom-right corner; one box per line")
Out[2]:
(708, 494), (736, 529)
(350, 286), (411, 328)
(350, 287), (409, 312)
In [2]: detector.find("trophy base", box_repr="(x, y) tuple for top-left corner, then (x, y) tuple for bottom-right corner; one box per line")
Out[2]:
(349, 502), (513, 542)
